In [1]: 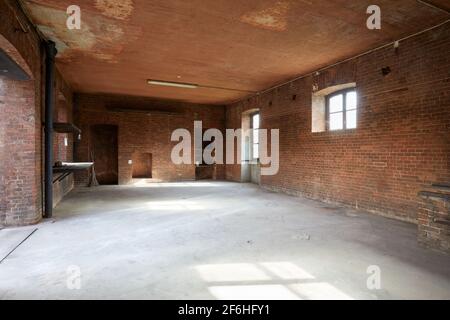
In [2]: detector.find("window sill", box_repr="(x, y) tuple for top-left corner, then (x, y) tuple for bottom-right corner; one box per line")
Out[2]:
(311, 128), (357, 136)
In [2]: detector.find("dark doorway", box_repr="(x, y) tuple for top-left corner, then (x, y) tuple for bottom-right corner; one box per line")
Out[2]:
(195, 128), (215, 180)
(90, 124), (118, 185)
(132, 152), (152, 178)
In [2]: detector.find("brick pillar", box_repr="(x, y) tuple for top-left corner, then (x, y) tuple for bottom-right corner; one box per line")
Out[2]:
(417, 184), (450, 254)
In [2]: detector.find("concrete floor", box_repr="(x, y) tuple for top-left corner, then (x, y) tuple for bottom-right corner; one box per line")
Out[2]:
(1, 181), (449, 300)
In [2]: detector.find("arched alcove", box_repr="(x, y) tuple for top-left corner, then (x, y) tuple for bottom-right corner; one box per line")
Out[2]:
(0, 34), (40, 226)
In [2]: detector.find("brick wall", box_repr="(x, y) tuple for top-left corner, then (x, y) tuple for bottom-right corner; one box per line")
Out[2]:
(0, 1), (74, 225)
(418, 185), (450, 254)
(52, 72), (74, 207)
(53, 73), (74, 163)
(74, 94), (225, 185)
(0, 1), (43, 226)
(0, 70), (39, 225)
(225, 23), (450, 222)
(1, 0), (449, 228)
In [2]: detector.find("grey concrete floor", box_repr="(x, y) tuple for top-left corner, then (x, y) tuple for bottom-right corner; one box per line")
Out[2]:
(1, 181), (449, 300)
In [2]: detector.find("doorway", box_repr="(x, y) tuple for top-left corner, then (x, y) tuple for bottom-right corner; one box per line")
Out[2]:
(132, 152), (152, 178)
(90, 124), (118, 185)
(195, 128), (215, 180)
(241, 109), (260, 184)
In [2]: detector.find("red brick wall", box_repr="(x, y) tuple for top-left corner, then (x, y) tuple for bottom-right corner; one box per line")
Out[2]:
(0, 72), (39, 225)
(0, 1), (75, 225)
(52, 72), (74, 207)
(74, 94), (225, 185)
(225, 23), (450, 222)
(418, 185), (450, 254)
(0, 1), (43, 226)
(53, 73), (74, 163)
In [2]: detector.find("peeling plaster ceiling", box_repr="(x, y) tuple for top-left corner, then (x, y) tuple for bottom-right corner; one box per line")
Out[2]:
(22, 0), (449, 104)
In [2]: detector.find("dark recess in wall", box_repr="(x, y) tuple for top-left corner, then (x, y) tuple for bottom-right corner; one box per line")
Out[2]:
(0, 48), (30, 81)
(132, 152), (152, 178)
(90, 124), (118, 185)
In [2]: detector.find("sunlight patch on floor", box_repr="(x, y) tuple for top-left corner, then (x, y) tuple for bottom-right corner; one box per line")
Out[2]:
(289, 282), (353, 300)
(209, 284), (301, 300)
(260, 262), (315, 280)
(196, 263), (271, 282)
(195, 262), (353, 300)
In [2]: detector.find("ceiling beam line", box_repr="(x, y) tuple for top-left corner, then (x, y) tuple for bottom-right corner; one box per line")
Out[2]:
(229, 19), (450, 105)
(417, 0), (450, 14)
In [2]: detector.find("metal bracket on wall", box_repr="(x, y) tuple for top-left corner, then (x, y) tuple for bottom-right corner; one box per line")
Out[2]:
(53, 172), (71, 184)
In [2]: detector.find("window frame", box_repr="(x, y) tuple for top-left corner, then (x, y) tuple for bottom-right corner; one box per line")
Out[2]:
(250, 112), (260, 160)
(325, 88), (357, 131)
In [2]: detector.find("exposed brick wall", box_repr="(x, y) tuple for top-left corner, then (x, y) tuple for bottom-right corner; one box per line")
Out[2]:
(0, 1), (43, 226)
(418, 185), (450, 254)
(225, 23), (450, 222)
(74, 94), (225, 185)
(53, 73), (74, 163)
(1, 0), (449, 229)
(0, 1), (75, 225)
(52, 72), (74, 207)
(0, 72), (39, 225)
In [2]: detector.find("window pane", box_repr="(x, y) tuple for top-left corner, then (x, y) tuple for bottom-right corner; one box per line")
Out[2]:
(253, 144), (259, 159)
(329, 94), (343, 113)
(252, 114), (260, 129)
(346, 91), (357, 110)
(253, 129), (259, 144)
(346, 110), (357, 129)
(329, 112), (343, 130)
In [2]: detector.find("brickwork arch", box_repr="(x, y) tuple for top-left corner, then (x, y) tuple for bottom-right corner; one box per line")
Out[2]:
(0, 34), (40, 226)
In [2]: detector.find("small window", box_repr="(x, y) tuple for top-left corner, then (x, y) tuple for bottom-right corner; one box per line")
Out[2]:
(251, 113), (260, 160)
(326, 89), (357, 131)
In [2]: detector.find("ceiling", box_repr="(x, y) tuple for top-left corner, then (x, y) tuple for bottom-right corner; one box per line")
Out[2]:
(22, 0), (449, 104)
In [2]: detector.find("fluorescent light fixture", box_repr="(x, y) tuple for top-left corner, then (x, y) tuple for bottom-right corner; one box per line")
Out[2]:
(147, 79), (198, 89)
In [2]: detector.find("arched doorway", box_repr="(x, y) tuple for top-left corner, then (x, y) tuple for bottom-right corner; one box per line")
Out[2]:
(0, 34), (39, 226)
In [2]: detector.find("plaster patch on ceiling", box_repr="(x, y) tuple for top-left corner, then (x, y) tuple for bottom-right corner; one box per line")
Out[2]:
(25, 2), (128, 63)
(37, 25), (70, 53)
(26, 3), (96, 52)
(94, 0), (134, 20)
(91, 52), (117, 62)
(240, 1), (291, 32)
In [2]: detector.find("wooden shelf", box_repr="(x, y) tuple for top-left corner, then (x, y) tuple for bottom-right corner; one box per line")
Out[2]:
(53, 162), (93, 173)
(52, 162), (93, 183)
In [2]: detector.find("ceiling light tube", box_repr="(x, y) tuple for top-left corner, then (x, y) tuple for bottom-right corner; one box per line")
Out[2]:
(147, 79), (198, 89)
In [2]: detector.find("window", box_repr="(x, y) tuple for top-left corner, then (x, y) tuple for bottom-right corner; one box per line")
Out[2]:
(251, 113), (260, 160)
(311, 83), (356, 133)
(327, 89), (357, 131)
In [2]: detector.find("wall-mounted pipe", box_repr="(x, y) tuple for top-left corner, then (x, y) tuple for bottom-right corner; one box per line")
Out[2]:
(44, 40), (57, 218)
